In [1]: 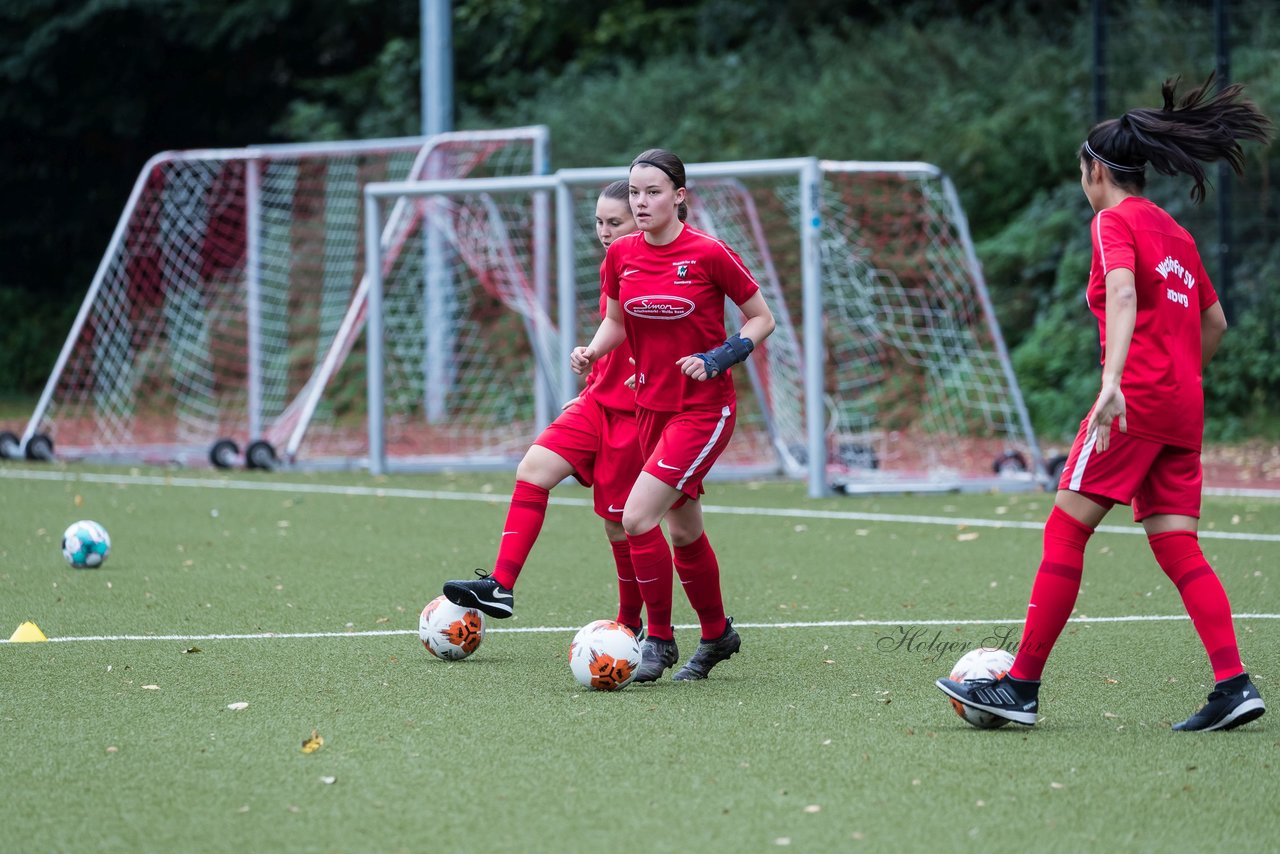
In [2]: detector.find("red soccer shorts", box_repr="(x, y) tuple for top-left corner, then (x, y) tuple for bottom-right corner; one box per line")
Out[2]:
(533, 395), (643, 522)
(636, 404), (736, 502)
(1058, 419), (1203, 521)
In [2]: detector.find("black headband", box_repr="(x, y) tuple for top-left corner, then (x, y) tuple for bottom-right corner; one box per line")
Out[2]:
(632, 159), (683, 189)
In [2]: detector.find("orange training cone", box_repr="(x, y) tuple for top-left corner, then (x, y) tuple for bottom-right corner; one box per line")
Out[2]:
(8, 621), (49, 642)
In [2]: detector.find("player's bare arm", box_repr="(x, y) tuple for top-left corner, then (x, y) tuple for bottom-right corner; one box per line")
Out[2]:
(571, 298), (627, 375)
(1087, 267), (1135, 452)
(1201, 300), (1228, 366)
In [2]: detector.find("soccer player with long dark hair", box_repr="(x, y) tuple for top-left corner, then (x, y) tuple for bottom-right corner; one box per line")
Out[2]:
(937, 76), (1271, 731)
(571, 149), (777, 682)
(442, 181), (649, 638)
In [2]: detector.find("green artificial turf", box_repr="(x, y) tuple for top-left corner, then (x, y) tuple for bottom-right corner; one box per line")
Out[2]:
(1, 464), (1276, 852)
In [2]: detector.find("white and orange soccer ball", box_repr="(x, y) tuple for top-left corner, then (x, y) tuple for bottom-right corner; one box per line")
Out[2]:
(947, 647), (1016, 729)
(419, 595), (485, 660)
(568, 620), (643, 691)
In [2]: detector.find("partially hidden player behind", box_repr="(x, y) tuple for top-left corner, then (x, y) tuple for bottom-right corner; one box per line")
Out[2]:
(442, 181), (650, 639)
(571, 148), (777, 682)
(937, 75), (1271, 732)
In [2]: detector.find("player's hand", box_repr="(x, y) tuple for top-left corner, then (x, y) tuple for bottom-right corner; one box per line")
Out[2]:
(570, 346), (596, 376)
(624, 357), (637, 390)
(560, 395), (581, 411)
(676, 354), (712, 382)
(1086, 383), (1127, 452)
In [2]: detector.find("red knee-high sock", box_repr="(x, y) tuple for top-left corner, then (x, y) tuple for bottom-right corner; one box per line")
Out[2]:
(1009, 506), (1094, 681)
(490, 481), (550, 589)
(611, 539), (644, 630)
(1149, 530), (1243, 682)
(627, 525), (674, 640)
(673, 533), (727, 641)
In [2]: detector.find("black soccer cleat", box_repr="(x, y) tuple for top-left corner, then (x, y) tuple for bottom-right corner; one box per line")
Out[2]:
(935, 673), (1040, 726)
(442, 569), (514, 618)
(633, 636), (679, 683)
(622, 623), (646, 643)
(673, 618), (741, 681)
(1173, 672), (1266, 732)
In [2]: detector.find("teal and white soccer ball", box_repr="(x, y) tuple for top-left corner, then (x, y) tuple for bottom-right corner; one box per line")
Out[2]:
(62, 520), (111, 569)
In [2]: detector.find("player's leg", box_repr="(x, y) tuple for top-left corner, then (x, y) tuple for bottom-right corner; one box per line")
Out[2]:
(937, 422), (1152, 725)
(445, 400), (607, 616)
(442, 443), (575, 619)
(594, 407), (646, 639)
(622, 471), (683, 682)
(666, 499), (740, 681)
(1138, 448), (1265, 731)
(604, 517), (644, 638)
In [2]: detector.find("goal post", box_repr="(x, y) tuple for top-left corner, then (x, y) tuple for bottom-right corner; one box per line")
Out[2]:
(22, 127), (549, 467)
(360, 158), (1042, 496)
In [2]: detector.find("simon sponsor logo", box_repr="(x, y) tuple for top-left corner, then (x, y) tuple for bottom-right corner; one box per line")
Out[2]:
(624, 295), (695, 320)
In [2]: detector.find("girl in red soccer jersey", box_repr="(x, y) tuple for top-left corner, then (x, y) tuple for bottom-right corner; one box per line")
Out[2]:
(442, 181), (650, 638)
(938, 76), (1271, 731)
(571, 149), (777, 682)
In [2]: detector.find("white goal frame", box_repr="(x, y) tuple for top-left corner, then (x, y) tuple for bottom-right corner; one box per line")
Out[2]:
(20, 127), (549, 467)
(360, 158), (1042, 497)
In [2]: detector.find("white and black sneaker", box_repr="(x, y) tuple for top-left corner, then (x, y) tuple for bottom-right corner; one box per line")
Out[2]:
(935, 673), (1040, 726)
(1173, 672), (1266, 732)
(442, 570), (514, 618)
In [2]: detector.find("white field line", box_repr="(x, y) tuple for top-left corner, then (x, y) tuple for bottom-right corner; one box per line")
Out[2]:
(5, 613), (1280, 645)
(2, 467), (1278, 542)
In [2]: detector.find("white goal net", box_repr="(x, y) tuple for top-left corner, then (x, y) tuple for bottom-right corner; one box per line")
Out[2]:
(21, 127), (548, 466)
(358, 158), (1041, 494)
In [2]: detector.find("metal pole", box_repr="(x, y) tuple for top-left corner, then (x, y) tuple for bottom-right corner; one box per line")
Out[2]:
(244, 157), (264, 442)
(1215, 0), (1234, 318)
(422, 0), (453, 136)
(800, 158), (827, 498)
(555, 181), (577, 405)
(365, 192), (387, 475)
(532, 128), (552, 426)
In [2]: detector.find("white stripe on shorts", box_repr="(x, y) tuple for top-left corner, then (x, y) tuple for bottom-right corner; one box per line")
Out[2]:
(1068, 426), (1097, 492)
(676, 405), (732, 492)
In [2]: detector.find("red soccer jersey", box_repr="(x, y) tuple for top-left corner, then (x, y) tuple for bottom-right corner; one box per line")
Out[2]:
(579, 259), (636, 413)
(603, 225), (760, 412)
(1087, 196), (1219, 450)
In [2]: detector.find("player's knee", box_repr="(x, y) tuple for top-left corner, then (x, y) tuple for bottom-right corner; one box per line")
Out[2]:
(621, 511), (661, 538)
(515, 447), (564, 487)
(666, 521), (703, 548)
(603, 518), (625, 542)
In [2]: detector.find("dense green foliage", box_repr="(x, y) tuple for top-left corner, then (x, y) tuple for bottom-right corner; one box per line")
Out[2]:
(2, 0), (1276, 439)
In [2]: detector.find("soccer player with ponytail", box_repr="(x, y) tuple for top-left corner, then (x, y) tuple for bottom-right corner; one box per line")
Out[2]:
(442, 181), (649, 639)
(938, 76), (1271, 731)
(572, 148), (776, 682)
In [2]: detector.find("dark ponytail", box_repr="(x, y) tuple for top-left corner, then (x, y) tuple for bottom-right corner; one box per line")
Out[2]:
(1080, 74), (1272, 203)
(630, 148), (689, 221)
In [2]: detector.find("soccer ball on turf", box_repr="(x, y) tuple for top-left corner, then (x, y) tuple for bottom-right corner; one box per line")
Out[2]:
(947, 647), (1016, 729)
(62, 520), (111, 569)
(419, 595), (485, 660)
(568, 620), (643, 691)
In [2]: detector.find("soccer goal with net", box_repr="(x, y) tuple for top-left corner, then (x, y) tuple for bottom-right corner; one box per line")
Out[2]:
(18, 127), (549, 468)
(353, 158), (1043, 497)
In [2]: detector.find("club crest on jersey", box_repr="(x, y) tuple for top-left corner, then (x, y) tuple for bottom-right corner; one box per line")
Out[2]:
(624, 295), (695, 320)
(677, 264), (688, 278)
